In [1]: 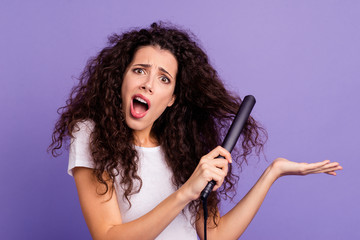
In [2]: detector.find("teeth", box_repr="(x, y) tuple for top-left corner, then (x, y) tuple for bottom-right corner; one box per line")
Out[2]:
(135, 97), (148, 105)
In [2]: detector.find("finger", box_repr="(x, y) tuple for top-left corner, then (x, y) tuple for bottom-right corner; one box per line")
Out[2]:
(306, 160), (331, 169)
(303, 161), (340, 173)
(323, 163), (342, 170)
(317, 163), (342, 171)
(206, 169), (226, 190)
(200, 159), (229, 175)
(198, 159), (229, 177)
(210, 162), (229, 177)
(213, 164), (229, 190)
(307, 162), (339, 172)
(321, 165), (343, 173)
(212, 158), (229, 168)
(199, 159), (228, 189)
(308, 165), (343, 175)
(205, 146), (232, 163)
(221, 161), (229, 175)
(325, 171), (337, 176)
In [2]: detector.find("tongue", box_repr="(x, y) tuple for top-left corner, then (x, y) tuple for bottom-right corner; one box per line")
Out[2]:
(133, 101), (147, 114)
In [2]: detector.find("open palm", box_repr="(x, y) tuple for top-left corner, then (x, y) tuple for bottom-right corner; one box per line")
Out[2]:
(272, 158), (343, 177)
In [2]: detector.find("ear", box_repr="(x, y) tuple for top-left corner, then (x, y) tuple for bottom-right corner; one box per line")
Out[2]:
(167, 95), (176, 107)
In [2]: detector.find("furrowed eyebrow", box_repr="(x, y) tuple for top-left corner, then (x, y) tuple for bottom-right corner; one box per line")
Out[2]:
(133, 64), (151, 68)
(133, 64), (173, 79)
(159, 67), (173, 79)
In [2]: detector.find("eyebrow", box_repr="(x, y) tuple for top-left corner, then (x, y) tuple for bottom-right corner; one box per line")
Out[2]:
(133, 64), (174, 79)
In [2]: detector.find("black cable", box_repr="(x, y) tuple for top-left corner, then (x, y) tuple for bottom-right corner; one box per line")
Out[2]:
(202, 198), (208, 240)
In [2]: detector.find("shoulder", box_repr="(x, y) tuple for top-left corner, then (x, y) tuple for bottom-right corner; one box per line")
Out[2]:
(68, 120), (96, 176)
(72, 119), (95, 136)
(69, 119), (96, 151)
(70, 119), (96, 143)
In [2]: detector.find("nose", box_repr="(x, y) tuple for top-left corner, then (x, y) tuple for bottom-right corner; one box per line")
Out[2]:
(141, 75), (154, 93)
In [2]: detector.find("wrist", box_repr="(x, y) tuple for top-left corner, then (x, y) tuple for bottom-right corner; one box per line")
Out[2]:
(267, 161), (282, 181)
(177, 184), (195, 204)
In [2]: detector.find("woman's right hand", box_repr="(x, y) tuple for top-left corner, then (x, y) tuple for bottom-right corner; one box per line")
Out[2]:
(180, 146), (232, 201)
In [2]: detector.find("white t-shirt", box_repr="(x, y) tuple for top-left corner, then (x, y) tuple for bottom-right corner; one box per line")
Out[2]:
(68, 121), (197, 239)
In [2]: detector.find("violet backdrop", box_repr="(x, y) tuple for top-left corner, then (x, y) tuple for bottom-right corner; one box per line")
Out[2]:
(1, 0), (359, 239)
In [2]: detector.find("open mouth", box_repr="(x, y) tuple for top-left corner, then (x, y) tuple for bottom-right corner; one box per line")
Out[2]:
(130, 95), (150, 118)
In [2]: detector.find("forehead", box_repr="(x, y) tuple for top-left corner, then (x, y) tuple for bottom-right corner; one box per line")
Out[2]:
(131, 46), (178, 76)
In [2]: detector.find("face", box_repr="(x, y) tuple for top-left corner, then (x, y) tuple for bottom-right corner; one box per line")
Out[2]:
(121, 45), (177, 139)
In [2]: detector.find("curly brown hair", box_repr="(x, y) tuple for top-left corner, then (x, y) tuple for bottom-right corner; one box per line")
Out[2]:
(49, 22), (267, 226)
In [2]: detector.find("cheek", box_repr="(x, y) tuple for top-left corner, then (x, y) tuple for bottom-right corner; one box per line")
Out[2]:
(120, 88), (130, 113)
(121, 78), (132, 100)
(121, 79), (129, 95)
(161, 93), (175, 108)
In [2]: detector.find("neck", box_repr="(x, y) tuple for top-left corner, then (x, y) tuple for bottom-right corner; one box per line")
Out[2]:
(133, 130), (159, 147)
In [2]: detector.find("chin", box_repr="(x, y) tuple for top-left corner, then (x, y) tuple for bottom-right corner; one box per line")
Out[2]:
(125, 116), (151, 132)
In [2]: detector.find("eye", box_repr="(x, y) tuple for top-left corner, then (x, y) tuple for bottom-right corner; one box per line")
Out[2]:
(133, 68), (145, 74)
(160, 75), (170, 84)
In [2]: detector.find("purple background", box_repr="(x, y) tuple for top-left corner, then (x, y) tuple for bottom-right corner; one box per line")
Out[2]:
(1, 1), (359, 239)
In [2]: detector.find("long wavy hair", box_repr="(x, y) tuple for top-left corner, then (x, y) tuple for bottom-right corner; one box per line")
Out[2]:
(49, 22), (267, 226)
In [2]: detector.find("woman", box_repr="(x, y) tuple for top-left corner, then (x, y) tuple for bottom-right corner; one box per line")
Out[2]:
(49, 22), (342, 239)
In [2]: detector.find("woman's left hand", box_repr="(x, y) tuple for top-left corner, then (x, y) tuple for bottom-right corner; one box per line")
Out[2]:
(271, 158), (343, 178)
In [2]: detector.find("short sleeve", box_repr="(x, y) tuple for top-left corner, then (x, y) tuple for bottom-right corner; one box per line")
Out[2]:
(67, 120), (95, 176)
